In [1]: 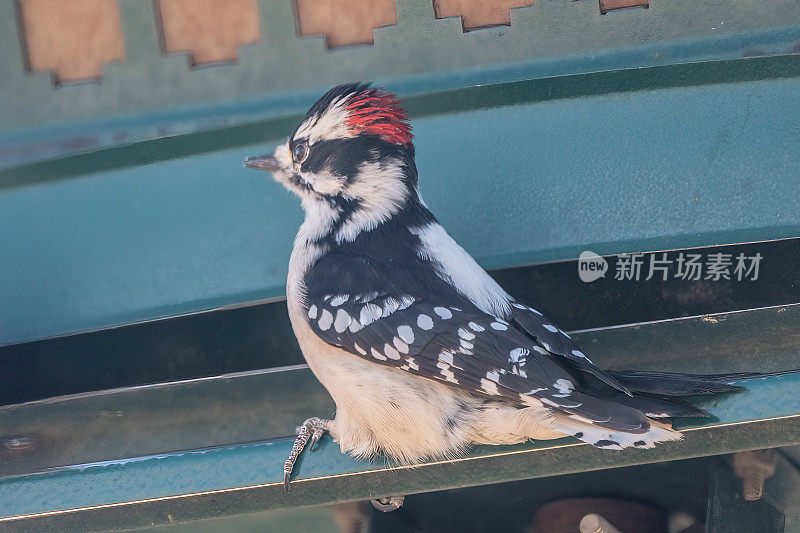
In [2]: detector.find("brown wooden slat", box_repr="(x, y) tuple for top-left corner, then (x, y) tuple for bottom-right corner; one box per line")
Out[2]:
(599, 0), (649, 14)
(17, 0), (125, 84)
(433, 0), (533, 31)
(156, 0), (261, 65)
(295, 0), (397, 48)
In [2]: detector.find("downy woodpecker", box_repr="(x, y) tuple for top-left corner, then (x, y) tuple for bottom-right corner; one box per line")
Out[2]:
(244, 83), (792, 492)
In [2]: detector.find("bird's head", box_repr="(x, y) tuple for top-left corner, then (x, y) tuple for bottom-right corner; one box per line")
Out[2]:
(245, 83), (421, 242)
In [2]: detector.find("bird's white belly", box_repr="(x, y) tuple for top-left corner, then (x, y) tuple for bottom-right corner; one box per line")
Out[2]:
(289, 302), (478, 462)
(285, 241), (563, 463)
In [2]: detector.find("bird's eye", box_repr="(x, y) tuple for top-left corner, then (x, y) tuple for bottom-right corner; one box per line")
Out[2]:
(293, 142), (309, 164)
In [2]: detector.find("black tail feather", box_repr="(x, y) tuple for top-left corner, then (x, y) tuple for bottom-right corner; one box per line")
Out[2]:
(611, 392), (711, 418)
(608, 369), (800, 397)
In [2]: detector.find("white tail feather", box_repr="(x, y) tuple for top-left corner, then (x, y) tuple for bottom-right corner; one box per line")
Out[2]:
(550, 413), (683, 450)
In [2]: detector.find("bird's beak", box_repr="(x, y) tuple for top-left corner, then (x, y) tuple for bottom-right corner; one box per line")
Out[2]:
(243, 154), (281, 172)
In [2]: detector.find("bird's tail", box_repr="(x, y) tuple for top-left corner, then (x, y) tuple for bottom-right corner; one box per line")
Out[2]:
(552, 368), (800, 450)
(607, 368), (800, 397)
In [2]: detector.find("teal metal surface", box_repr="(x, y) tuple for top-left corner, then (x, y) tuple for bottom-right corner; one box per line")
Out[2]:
(1, 305), (799, 529)
(2, 62), (799, 346)
(1, 0), (798, 345)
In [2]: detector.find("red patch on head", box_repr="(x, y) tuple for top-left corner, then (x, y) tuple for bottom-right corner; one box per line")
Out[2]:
(345, 89), (412, 146)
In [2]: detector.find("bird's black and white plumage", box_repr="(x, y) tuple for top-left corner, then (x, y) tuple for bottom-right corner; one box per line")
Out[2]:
(243, 83), (790, 487)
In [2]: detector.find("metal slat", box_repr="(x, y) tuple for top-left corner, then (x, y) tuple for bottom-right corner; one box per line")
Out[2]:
(1, 305), (799, 530)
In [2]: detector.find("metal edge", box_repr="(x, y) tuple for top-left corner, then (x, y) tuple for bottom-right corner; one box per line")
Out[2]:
(2, 414), (799, 531)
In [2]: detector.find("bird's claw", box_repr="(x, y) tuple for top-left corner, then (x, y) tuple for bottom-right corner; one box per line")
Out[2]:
(309, 426), (325, 451)
(283, 417), (330, 493)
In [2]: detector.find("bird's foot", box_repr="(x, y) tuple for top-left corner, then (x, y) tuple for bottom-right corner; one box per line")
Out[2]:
(371, 496), (405, 512)
(283, 417), (331, 492)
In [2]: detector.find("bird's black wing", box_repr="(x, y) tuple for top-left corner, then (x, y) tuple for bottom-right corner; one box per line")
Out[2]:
(506, 301), (632, 395)
(304, 291), (649, 433)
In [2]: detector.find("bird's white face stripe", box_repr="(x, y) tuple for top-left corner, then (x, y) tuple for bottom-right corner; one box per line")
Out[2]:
(294, 97), (354, 144)
(335, 160), (409, 243)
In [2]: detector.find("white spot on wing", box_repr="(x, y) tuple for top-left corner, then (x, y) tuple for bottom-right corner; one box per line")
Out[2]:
(509, 347), (529, 362)
(542, 324), (559, 332)
(433, 306), (452, 319)
(440, 367), (458, 383)
(458, 328), (475, 340)
(468, 322), (484, 332)
(417, 314), (433, 330)
(318, 309), (333, 331)
(307, 305), (318, 319)
(360, 303), (381, 326)
(397, 325), (414, 344)
(359, 291), (379, 303)
(371, 347), (387, 361)
(334, 309), (351, 333)
(553, 379), (574, 394)
(384, 343), (400, 360)
(525, 388), (547, 395)
(382, 298), (400, 317)
(490, 321), (507, 331)
(480, 378), (499, 395)
(330, 294), (348, 306)
(393, 337), (409, 354)
(398, 296), (415, 310)
(439, 352), (454, 365)
(354, 343), (367, 355)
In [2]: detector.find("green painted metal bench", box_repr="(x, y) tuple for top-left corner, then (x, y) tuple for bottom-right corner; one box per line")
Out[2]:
(1, 0), (800, 530)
